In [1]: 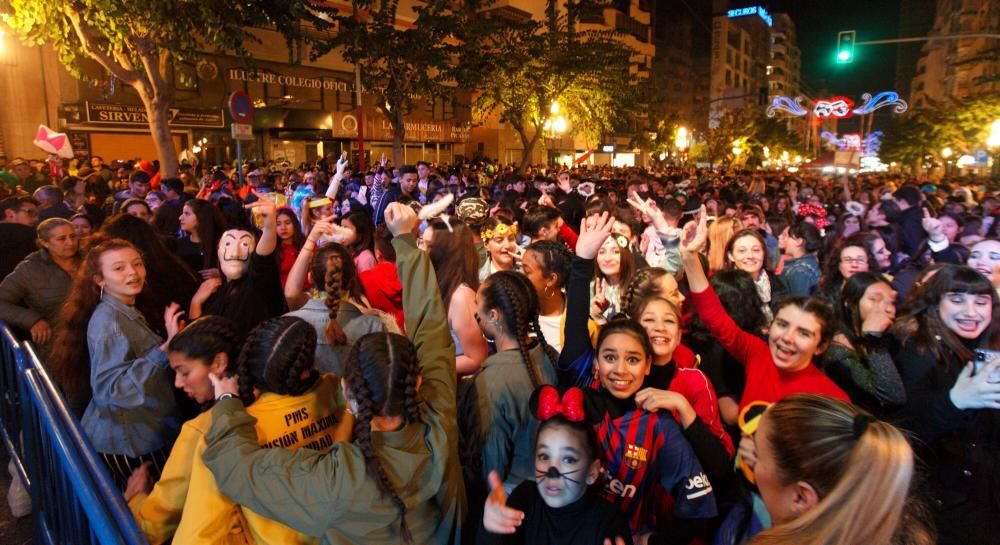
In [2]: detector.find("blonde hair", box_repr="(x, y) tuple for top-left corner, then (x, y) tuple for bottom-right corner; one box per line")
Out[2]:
(707, 216), (742, 273)
(751, 394), (919, 545)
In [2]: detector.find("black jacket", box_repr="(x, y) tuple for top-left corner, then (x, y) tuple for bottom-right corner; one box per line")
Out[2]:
(0, 223), (37, 281)
(894, 343), (1000, 545)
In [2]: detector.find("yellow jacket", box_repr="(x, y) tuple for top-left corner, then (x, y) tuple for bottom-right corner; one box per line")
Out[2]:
(128, 373), (353, 545)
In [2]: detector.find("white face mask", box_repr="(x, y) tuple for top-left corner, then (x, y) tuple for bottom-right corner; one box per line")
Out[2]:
(218, 229), (255, 280)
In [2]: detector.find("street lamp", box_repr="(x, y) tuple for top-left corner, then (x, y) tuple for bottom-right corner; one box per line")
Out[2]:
(988, 120), (1000, 179)
(941, 147), (953, 159)
(675, 126), (689, 150)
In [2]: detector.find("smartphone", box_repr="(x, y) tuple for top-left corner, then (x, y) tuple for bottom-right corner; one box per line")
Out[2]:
(973, 349), (1000, 383)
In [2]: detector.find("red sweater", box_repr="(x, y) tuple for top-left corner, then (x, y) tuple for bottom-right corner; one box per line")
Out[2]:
(359, 261), (405, 332)
(689, 285), (849, 408)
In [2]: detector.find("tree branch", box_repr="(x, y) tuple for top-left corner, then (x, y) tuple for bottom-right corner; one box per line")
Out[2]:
(63, 7), (141, 86)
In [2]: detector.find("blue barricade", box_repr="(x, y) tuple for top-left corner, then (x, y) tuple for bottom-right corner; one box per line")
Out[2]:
(0, 322), (148, 545)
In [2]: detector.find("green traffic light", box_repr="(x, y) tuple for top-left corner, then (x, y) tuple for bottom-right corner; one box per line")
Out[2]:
(837, 50), (852, 62)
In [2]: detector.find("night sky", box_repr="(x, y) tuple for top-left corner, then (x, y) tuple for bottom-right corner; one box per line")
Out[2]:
(771, 0), (905, 131)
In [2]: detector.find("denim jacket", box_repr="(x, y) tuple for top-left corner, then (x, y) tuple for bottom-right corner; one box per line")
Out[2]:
(780, 253), (821, 297)
(82, 294), (179, 457)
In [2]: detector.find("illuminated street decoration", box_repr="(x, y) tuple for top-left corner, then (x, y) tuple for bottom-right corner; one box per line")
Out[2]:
(819, 130), (884, 155)
(813, 97), (854, 118)
(727, 6), (772, 26)
(767, 92), (909, 119)
(766, 96), (808, 118)
(853, 92), (908, 115)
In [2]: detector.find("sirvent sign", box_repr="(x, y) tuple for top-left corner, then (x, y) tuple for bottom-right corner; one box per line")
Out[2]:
(228, 68), (353, 92)
(727, 6), (772, 27)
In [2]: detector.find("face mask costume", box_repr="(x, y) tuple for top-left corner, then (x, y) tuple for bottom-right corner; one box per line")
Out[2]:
(218, 229), (255, 280)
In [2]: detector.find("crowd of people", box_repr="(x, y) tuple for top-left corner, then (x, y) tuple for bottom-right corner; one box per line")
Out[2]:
(1, 150), (999, 545)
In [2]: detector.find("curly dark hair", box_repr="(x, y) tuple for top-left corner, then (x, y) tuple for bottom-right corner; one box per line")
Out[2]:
(525, 239), (572, 289)
(478, 271), (559, 388)
(343, 332), (423, 544)
(167, 315), (242, 370)
(236, 317), (320, 406)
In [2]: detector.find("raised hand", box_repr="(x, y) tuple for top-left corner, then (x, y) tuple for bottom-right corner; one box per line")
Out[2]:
(163, 302), (186, 343)
(245, 190), (277, 225)
(385, 202), (418, 237)
(336, 151), (348, 175)
(626, 194), (669, 233)
(679, 205), (708, 254)
(922, 207), (945, 242)
(482, 470), (524, 534)
(576, 212), (615, 259)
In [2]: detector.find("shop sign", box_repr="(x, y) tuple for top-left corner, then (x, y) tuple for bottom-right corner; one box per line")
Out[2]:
(330, 112), (469, 142)
(228, 68), (354, 93)
(84, 102), (225, 128)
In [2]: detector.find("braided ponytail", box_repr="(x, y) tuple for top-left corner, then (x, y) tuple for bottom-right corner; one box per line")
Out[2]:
(342, 332), (423, 543)
(621, 266), (667, 318)
(237, 317), (320, 406)
(485, 271), (543, 388)
(324, 252), (348, 345)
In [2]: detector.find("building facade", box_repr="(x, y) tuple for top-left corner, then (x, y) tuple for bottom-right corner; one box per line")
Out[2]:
(708, 2), (772, 127)
(649, 0), (713, 134)
(767, 13), (801, 100)
(468, 0), (656, 167)
(909, 0), (1000, 107)
(0, 3), (472, 167)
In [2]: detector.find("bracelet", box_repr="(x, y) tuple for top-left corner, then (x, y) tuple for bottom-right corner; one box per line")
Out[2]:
(217, 392), (236, 401)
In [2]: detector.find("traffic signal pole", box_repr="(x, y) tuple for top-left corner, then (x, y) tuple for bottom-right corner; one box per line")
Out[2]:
(855, 33), (1000, 45)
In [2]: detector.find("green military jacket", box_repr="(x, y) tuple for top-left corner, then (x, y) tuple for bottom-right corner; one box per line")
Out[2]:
(203, 234), (465, 544)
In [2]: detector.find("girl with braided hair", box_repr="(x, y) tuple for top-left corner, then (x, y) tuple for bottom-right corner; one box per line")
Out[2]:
(466, 270), (560, 490)
(126, 315), (352, 545)
(285, 242), (399, 377)
(202, 202), (465, 545)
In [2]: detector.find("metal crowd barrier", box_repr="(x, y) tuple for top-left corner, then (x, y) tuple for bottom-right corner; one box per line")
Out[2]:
(0, 322), (148, 545)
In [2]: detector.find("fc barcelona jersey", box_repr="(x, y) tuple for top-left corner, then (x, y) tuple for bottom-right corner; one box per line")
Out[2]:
(596, 407), (717, 534)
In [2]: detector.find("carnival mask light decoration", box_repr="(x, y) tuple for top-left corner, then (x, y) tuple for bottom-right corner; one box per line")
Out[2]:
(218, 229), (255, 280)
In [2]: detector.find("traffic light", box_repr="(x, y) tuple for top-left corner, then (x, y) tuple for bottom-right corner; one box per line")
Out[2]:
(837, 30), (856, 63)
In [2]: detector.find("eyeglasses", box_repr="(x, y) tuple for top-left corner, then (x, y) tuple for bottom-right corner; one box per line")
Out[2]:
(840, 257), (868, 265)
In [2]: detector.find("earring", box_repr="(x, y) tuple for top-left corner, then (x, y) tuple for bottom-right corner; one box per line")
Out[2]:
(99, 285), (104, 299)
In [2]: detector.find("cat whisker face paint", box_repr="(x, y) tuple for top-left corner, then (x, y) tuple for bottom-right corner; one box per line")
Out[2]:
(533, 425), (595, 508)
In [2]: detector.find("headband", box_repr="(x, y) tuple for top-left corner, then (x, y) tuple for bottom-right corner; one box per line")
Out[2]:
(308, 197), (332, 209)
(852, 414), (874, 439)
(481, 222), (518, 240)
(536, 385), (586, 422)
(611, 233), (629, 249)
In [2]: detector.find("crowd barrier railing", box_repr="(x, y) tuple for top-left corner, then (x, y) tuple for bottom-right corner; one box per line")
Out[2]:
(0, 322), (148, 545)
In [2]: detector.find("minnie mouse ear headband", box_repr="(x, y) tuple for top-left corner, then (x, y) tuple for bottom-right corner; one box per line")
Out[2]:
(844, 201), (865, 217)
(577, 181), (596, 197)
(529, 385), (602, 426)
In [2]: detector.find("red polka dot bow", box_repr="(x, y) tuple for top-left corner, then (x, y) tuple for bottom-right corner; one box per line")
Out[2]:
(536, 386), (586, 422)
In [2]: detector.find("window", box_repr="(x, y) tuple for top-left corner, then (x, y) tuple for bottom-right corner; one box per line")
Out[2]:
(726, 70), (732, 86)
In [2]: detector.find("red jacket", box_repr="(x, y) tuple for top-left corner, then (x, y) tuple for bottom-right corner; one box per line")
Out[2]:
(359, 262), (405, 332)
(689, 285), (849, 408)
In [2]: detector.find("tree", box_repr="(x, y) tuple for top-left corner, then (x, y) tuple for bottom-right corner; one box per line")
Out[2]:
(2, 0), (312, 177)
(693, 107), (756, 167)
(472, 0), (639, 173)
(311, 0), (486, 166)
(881, 96), (1000, 171)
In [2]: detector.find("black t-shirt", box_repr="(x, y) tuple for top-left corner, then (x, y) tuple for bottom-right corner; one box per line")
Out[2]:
(477, 481), (633, 545)
(0, 223), (37, 281)
(174, 234), (207, 272)
(203, 251), (286, 336)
